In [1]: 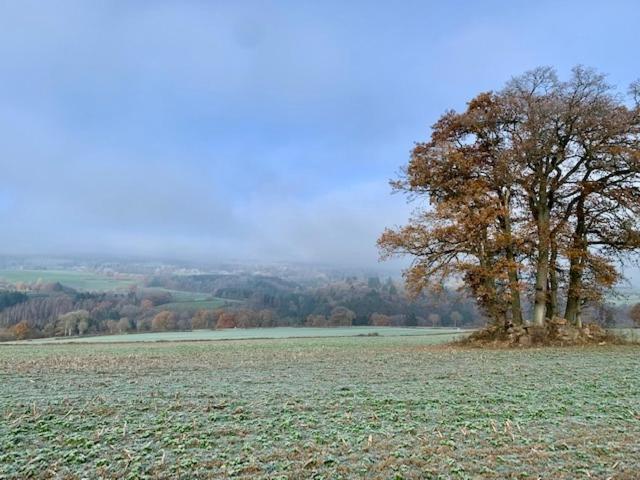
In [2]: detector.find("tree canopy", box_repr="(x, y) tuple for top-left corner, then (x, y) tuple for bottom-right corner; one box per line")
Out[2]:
(379, 66), (640, 329)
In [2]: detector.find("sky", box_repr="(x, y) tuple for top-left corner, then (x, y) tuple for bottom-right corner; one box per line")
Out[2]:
(0, 0), (639, 270)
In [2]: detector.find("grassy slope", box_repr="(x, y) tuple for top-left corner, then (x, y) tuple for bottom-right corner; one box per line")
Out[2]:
(1, 337), (638, 479)
(6, 326), (467, 344)
(0, 269), (138, 292)
(143, 288), (233, 313)
(0, 271), (231, 312)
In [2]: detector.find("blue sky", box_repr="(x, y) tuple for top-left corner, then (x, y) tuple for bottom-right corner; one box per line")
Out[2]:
(0, 0), (638, 268)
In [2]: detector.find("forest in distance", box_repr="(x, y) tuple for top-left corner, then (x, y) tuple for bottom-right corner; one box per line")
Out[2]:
(0, 259), (638, 342)
(0, 264), (481, 341)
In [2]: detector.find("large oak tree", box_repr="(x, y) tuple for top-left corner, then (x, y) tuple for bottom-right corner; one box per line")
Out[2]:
(379, 67), (640, 328)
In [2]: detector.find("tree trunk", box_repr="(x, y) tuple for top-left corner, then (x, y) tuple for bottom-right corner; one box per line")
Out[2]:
(564, 258), (581, 324)
(547, 241), (558, 319)
(499, 190), (523, 325)
(507, 260), (523, 325)
(482, 276), (503, 327)
(564, 196), (586, 326)
(477, 236), (504, 327)
(532, 199), (550, 327)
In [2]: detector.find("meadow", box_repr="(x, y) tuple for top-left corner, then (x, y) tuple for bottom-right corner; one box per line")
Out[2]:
(1, 335), (639, 479)
(0, 270), (232, 315)
(0, 270), (138, 292)
(7, 326), (466, 344)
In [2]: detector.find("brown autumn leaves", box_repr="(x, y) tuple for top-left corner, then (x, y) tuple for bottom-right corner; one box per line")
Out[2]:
(379, 67), (640, 330)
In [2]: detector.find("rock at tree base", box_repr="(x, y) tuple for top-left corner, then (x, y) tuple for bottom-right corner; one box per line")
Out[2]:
(462, 318), (619, 347)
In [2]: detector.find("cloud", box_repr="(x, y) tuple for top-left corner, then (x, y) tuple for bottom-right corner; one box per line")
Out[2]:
(235, 181), (412, 265)
(0, 0), (639, 273)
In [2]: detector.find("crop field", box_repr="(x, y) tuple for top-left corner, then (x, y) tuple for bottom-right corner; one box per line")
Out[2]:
(0, 270), (139, 292)
(136, 288), (234, 313)
(5, 326), (467, 345)
(1, 338), (639, 479)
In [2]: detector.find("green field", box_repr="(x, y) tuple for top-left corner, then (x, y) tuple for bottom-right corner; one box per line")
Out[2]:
(0, 272), (231, 311)
(6, 326), (466, 344)
(0, 269), (139, 292)
(1, 337), (638, 479)
(141, 288), (232, 313)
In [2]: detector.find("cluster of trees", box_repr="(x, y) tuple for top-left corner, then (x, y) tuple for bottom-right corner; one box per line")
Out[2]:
(0, 290), (28, 310)
(1, 285), (636, 343)
(380, 67), (640, 329)
(0, 284), (177, 339)
(0, 273), (482, 340)
(243, 276), (478, 326)
(149, 308), (278, 331)
(146, 273), (480, 327)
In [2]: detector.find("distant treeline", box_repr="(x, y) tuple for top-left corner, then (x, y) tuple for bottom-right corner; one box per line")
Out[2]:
(146, 274), (481, 327)
(147, 273), (299, 299)
(0, 273), (631, 341)
(0, 290), (28, 310)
